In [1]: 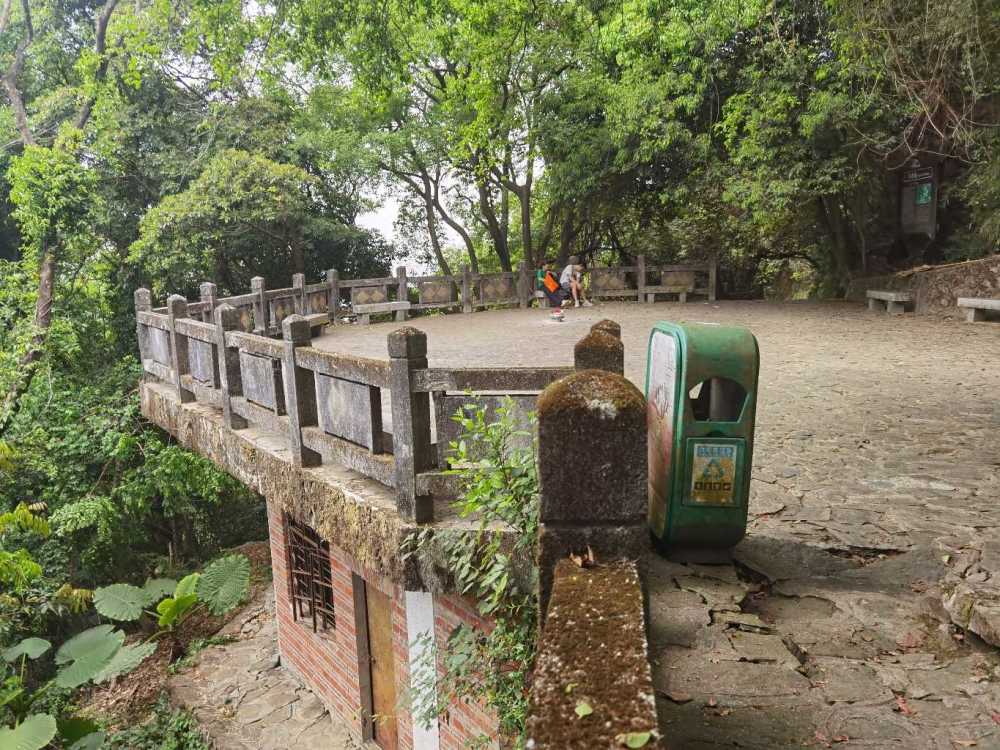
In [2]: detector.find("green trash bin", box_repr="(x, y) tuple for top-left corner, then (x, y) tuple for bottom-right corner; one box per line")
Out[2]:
(645, 321), (760, 552)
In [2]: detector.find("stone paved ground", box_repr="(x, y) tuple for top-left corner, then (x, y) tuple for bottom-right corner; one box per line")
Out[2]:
(168, 586), (358, 750)
(317, 300), (1000, 748)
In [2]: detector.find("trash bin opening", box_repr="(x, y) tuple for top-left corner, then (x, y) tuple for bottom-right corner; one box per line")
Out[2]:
(688, 378), (747, 422)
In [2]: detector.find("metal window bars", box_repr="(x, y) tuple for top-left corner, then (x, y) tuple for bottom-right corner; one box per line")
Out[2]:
(285, 514), (336, 632)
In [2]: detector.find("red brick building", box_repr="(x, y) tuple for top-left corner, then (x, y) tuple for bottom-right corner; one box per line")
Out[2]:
(267, 500), (498, 750)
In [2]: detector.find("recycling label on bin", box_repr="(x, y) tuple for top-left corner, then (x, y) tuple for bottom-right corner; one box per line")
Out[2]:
(690, 442), (739, 505)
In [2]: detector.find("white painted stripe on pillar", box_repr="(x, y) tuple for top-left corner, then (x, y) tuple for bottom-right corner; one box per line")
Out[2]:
(405, 590), (440, 750)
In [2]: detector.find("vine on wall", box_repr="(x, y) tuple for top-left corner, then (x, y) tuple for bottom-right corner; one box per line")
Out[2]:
(406, 398), (539, 748)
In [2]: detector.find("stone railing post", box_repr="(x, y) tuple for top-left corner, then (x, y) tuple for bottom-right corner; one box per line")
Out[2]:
(251, 276), (267, 333)
(214, 304), (248, 430)
(517, 260), (531, 309)
(536, 369), (648, 618)
(167, 294), (195, 404)
(708, 253), (718, 302)
(292, 272), (306, 316)
(395, 266), (409, 322)
(461, 265), (473, 314)
(388, 327), (433, 523)
(636, 254), (647, 302)
(327, 268), (339, 325)
(199, 282), (217, 323)
(573, 321), (624, 375)
(134, 288), (151, 362)
(281, 315), (321, 468)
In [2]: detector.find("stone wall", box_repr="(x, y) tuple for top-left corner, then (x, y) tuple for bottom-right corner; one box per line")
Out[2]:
(846, 255), (1000, 313)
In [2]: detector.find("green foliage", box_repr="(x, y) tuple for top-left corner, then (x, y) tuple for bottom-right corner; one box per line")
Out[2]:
(0, 713), (57, 750)
(1, 638), (51, 663)
(196, 555), (251, 617)
(105, 695), (209, 750)
(53, 625), (126, 689)
(93, 584), (148, 622)
(406, 398), (538, 745)
(92, 554), (250, 638)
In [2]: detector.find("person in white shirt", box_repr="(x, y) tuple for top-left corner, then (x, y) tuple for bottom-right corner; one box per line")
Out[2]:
(559, 256), (593, 307)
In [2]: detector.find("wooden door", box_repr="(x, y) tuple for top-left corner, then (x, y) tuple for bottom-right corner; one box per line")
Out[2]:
(366, 585), (398, 750)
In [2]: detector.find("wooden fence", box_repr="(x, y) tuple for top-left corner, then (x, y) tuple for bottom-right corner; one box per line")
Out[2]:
(135, 284), (573, 524)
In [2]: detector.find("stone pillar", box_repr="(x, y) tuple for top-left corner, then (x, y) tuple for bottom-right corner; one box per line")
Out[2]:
(134, 288), (152, 362)
(214, 304), (248, 430)
(517, 260), (531, 309)
(327, 268), (340, 325)
(708, 254), (718, 302)
(536, 370), (648, 618)
(167, 295), (195, 404)
(251, 276), (267, 333)
(388, 327), (434, 523)
(395, 266), (409, 322)
(199, 282), (218, 323)
(461, 265), (473, 314)
(636, 254), (647, 303)
(292, 273), (306, 316)
(281, 315), (321, 467)
(590, 318), (621, 340)
(573, 329), (624, 376)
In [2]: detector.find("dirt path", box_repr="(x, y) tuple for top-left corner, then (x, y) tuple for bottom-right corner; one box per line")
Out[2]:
(168, 585), (357, 750)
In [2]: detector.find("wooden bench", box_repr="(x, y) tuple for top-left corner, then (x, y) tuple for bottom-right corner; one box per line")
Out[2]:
(353, 300), (411, 324)
(644, 284), (694, 304)
(866, 290), (912, 315)
(957, 297), (1000, 322)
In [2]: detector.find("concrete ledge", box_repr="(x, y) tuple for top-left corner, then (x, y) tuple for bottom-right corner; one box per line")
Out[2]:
(526, 559), (659, 750)
(139, 380), (506, 593)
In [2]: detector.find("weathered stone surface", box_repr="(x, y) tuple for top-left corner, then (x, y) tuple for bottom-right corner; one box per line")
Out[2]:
(239, 351), (284, 412)
(149, 326), (171, 366)
(573, 330), (624, 375)
(189, 338), (216, 384)
(315, 374), (380, 449)
(527, 560), (658, 750)
(139, 381), (505, 594)
(169, 586), (357, 750)
(536, 370), (646, 524)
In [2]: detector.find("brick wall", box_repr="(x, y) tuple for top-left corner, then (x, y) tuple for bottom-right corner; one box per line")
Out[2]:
(434, 594), (500, 750)
(266, 499), (500, 749)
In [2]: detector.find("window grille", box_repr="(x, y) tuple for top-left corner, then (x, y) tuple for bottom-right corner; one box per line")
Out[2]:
(285, 514), (336, 632)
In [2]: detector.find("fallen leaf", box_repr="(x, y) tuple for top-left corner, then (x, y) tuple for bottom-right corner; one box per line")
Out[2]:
(952, 740), (977, 747)
(574, 701), (593, 718)
(663, 691), (691, 704)
(569, 546), (596, 568)
(718, 708), (732, 717)
(991, 711), (1000, 725)
(706, 697), (718, 708)
(832, 736), (849, 743)
(894, 695), (916, 717)
(896, 631), (925, 650)
(814, 730), (832, 748)
(564, 683), (577, 694)
(616, 731), (652, 748)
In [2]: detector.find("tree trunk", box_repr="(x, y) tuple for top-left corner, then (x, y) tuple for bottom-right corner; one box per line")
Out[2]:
(421, 193), (452, 276)
(479, 182), (512, 271)
(0, 241), (54, 434)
